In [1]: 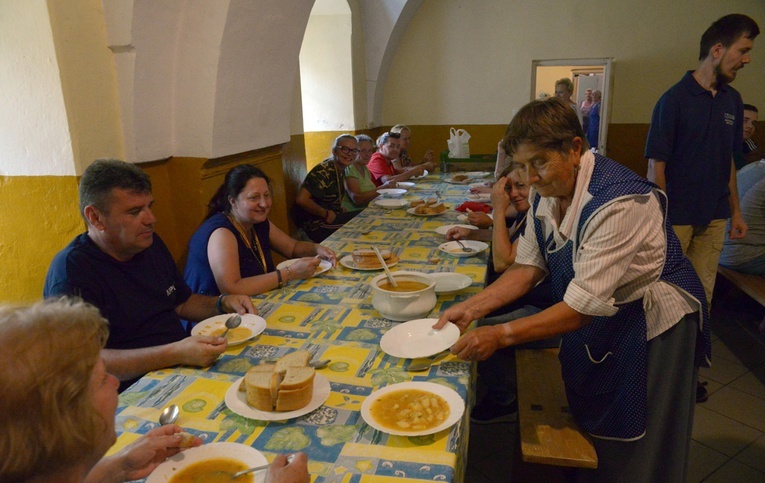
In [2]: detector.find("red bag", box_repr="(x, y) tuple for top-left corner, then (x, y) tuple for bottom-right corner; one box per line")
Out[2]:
(455, 201), (492, 213)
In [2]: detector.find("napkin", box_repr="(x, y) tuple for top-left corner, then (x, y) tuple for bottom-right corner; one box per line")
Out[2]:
(455, 201), (492, 213)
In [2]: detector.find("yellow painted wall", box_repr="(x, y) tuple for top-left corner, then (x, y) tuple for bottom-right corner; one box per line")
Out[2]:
(0, 176), (82, 303)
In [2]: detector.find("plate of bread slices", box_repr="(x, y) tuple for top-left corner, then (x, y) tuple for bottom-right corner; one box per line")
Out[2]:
(445, 173), (471, 184)
(407, 198), (448, 216)
(226, 350), (330, 421)
(340, 249), (400, 270)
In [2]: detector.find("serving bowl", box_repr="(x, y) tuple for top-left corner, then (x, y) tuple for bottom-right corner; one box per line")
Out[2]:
(370, 271), (436, 321)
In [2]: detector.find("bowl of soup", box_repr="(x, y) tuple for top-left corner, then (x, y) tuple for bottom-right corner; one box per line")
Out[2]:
(370, 271), (436, 321)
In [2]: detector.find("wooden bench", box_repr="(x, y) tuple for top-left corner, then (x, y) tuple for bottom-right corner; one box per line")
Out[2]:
(717, 266), (765, 307)
(516, 348), (598, 469)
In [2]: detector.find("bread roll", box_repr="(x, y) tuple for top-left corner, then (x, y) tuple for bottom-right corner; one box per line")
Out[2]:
(410, 199), (425, 207)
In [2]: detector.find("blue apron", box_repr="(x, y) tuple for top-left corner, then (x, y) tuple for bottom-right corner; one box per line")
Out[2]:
(532, 155), (710, 440)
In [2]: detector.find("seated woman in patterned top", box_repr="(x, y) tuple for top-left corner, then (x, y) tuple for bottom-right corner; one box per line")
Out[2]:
(185, 164), (336, 296)
(293, 134), (361, 242)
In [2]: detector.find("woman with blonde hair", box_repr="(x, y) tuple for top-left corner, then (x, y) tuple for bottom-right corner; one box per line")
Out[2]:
(389, 124), (436, 172)
(554, 77), (584, 127)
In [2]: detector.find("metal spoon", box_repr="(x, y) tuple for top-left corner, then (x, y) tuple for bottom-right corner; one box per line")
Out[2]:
(454, 239), (476, 253)
(308, 358), (331, 369)
(373, 246), (397, 287)
(220, 314), (242, 339)
(158, 404), (179, 425)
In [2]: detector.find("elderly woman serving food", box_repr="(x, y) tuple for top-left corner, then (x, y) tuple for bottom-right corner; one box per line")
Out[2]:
(435, 97), (710, 482)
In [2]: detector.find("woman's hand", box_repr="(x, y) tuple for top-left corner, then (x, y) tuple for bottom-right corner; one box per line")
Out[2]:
(266, 453), (310, 483)
(286, 257), (322, 280)
(315, 245), (337, 268)
(491, 176), (511, 212)
(467, 212), (493, 229)
(446, 226), (474, 241)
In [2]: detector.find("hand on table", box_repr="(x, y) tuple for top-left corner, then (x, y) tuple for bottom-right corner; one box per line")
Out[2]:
(315, 245), (337, 268)
(266, 453), (310, 483)
(467, 211), (493, 229)
(176, 335), (228, 367)
(222, 294), (258, 315)
(446, 226), (474, 241)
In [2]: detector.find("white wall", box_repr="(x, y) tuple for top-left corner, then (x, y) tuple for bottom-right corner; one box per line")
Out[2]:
(0, 1), (74, 176)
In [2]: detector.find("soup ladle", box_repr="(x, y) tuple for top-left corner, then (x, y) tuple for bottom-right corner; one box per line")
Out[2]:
(373, 246), (397, 287)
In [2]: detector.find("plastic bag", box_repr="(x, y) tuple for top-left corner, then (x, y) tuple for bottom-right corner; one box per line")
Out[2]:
(447, 128), (471, 158)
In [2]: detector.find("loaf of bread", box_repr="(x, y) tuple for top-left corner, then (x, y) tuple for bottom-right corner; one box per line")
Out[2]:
(244, 351), (315, 412)
(452, 174), (468, 182)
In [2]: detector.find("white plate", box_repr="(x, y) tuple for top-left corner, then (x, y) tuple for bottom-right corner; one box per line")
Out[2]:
(457, 213), (493, 222)
(146, 442), (268, 483)
(434, 224), (478, 235)
(276, 258), (332, 277)
(429, 272), (473, 294)
(224, 374), (331, 421)
(360, 381), (465, 436)
(377, 188), (408, 197)
(191, 314), (267, 346)
(380, 318), (460, 359)
(469, 172), (492, 179)
(374, 198), (409, 208)
(339, 254), (399, 271)
(410, 170), (429, 179)
(438, 240), (489, 258)
(467, 194), (492, 203)
(406, 207), (448, 217)
(468, 182), (491, 190)
(396, 182), (416, 188)
(445, 177), (471, 184)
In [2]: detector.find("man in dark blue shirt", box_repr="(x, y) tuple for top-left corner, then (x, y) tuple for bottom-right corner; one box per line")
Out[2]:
(646, 14), (759, 403)
(45, 159), (256, 390)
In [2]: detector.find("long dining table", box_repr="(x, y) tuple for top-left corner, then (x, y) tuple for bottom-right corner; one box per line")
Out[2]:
(111, 170), (494, 482)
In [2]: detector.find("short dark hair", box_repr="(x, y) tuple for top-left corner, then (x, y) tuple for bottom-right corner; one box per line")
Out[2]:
(376, 131), (400, 147)
(744, 103), (759, 113)
(502, 97), (589, 158)
(699, 14), (760, 60)
(79, 159), (151, 217)
(207, 164), (272, 219)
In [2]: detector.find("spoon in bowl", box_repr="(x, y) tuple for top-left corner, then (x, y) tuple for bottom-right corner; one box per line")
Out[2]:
(372, 246), (397, 287)
(194, 454), (295, 482)
(158, 404), (180, 425)
(220, 314), (242, 339)
(454, 239), (476, 253)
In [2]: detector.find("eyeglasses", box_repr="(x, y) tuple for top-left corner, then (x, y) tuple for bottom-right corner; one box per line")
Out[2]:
(387, 132), (401, 138)
(337, 146), (360, 155)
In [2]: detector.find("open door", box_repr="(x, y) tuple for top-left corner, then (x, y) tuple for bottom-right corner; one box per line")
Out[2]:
(531, 58), (614, 155)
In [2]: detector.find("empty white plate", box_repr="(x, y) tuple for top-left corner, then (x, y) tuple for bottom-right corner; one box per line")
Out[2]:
(377, 188), (407, 197)
(434, 224), (478, 235)
(380, 318), (459, 359)
(374, 198), (409, 208)
(439, 240), (489, 258)
(429, 272), (473, 294)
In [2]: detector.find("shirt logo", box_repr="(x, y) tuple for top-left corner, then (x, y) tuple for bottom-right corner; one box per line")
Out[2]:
(166, 284), (176, 297)
(725, 113), (735, 126)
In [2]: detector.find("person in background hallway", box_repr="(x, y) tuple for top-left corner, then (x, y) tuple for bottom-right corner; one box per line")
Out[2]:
(436, 97), (709, 482)
(390, 124), (437, 172)
(554, 77), (584, 127)
(0, 298), (309, 483)
(185, 164), (336, 297)
(580, 88), (594, 132)
(294, 134), (360, 242)
(43, 159), (256, 392)
(585, 90), (602, 150)
(646, 14), (759, 403)
(343, 134), (396, 211)
(735, 104), (763, 169)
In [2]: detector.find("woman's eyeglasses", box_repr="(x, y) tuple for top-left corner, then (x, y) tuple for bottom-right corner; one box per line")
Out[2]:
(337, 146), (360, 155)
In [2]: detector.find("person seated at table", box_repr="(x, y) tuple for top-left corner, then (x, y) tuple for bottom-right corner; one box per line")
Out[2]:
(367, 132), (429, 186)
(735, 104), (764, 169)
(185, 164), (337, 297)
(293, 134), (360, 242)
(343, 134), (396, 212)
(0, 298), (309, 483)
(389, 124), (437, 171)
(44, 159), (256, 392)
(435, 97), (708, 480)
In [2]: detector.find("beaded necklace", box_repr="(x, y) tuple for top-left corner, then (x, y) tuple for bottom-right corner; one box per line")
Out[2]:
(226, 213), (267, 272)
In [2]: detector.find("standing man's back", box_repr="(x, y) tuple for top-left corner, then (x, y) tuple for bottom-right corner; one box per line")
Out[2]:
(645, 13), (759, 403)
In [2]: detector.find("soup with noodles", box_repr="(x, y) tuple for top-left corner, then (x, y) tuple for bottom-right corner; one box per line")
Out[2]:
(377, 280), (429, 292)
(370, 389), (450, 431)
(168, 458), (253, 483)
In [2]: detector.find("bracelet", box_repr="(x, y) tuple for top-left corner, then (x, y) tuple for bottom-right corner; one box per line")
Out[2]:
(215, 293), (227, 314)
(276, 269), (283, 288)
(285, 266), (292, 282)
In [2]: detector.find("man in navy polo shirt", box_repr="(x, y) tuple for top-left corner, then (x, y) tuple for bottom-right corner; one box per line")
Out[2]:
(646, 14), (759, 403)
(45, 159), (257, 391)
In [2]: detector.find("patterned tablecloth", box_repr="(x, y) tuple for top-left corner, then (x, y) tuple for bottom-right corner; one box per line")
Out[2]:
(112, 171), (494, 482)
